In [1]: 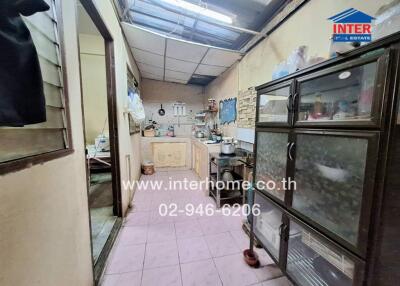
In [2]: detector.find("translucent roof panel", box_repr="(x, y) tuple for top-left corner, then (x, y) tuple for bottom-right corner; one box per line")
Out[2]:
(118, 0), (289, 50)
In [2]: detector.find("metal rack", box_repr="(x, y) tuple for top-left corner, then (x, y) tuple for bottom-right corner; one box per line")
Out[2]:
(287, 247), (328, 286)
(209, 153), (246, 208)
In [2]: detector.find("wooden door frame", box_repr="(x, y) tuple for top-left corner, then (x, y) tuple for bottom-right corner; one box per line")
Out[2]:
(76, 0), (122, 284)
(78, 0), (122, 218)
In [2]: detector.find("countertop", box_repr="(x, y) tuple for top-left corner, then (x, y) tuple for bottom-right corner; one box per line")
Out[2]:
(141, 135), (222, 146)
(210, 149), (248, 161)
(141, 136), (192, 142)
(191, 137), (221, 146)
(210, 148), (254, 167)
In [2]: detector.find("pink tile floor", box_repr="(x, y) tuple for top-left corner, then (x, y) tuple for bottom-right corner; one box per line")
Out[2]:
(101, 171), (292, 286)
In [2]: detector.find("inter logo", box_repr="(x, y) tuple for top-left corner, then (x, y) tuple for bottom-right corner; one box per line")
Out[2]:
(328, 8), (375, 42)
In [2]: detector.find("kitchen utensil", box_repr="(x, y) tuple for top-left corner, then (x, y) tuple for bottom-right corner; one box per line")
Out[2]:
(167, 125), (175, 137)
(243, 249), (259, 267)
(195, 131), (205, 138)
(221, 169), (234, 182)
(142, 161), (155, 175)
(143, 129), (155, 137)
(221, 141), (236, 155)
(158, 104), (165, 116)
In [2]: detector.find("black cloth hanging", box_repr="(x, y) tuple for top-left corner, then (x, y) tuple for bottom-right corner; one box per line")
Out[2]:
(0, 0), (50, 127)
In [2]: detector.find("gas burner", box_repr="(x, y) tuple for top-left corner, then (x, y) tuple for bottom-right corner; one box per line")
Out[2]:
(219, 153), (236, 157)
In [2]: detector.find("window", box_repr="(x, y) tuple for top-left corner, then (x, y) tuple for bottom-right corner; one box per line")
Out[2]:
(0, 0), (71, 173)
(127, 69), (141, 135)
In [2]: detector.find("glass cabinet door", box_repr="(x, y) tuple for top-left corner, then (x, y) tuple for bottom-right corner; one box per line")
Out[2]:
(254, 191), (284, 260)
(296, 55), (386, 126)
(291, 132), (377, 250)
(286, 219), (360, 286)
(255, 131), (289, 202)
(258, 84), (291, 124)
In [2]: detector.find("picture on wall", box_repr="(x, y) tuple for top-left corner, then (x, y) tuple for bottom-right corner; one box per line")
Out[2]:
(219, 98), (237, 124)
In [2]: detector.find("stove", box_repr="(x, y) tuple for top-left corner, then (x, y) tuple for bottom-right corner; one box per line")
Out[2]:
(218, 152), (236, 157)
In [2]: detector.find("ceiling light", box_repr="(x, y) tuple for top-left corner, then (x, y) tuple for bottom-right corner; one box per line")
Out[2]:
(160, 0), (233, 24)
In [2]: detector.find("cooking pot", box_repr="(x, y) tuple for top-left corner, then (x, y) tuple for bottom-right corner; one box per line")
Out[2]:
(221, 169), (234, 182)
(221, 141), (236, 155)
(195, 131), (205, 138)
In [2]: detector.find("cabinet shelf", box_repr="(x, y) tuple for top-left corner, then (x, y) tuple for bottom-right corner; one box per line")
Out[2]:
(287, 246), (329, 286)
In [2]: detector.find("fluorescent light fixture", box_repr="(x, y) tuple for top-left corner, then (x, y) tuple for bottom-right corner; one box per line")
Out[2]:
(160, 0), (233, 24)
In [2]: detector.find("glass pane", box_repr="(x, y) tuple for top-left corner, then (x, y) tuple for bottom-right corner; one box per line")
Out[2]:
(24, 13), (56, 42)
(28, 107), (65, 129)
(39, 58), (62, 87)
(293, 134), (369, 246)
(298, 62), (377, 122)
(258, 86), (290, 123)
(44, 83), (63, 108)
(30, 27), (59, 65)
(254, 192), (283, 260)
(0, 129), (65, 163)
(287, 220), (355, 286)
(255, 132), (288, 201)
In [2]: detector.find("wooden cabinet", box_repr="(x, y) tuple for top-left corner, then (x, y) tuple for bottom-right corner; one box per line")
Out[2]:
(152, 142), (186, 168)
(192, 140), (220, 180)
(253, 38), (400, 286)
(192, 141), (208, 180)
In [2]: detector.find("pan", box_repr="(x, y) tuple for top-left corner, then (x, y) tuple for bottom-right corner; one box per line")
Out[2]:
(158, 104), (165, 116)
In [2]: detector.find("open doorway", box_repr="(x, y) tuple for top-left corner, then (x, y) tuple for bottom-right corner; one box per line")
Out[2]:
(76, 0), (122, 282)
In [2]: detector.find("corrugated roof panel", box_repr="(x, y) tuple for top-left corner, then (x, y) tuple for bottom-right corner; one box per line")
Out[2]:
(131, 0), (196, 28)
(195, 21), (240, 41)
(120, 0), (289, 50)
(131, 12), (185, 34)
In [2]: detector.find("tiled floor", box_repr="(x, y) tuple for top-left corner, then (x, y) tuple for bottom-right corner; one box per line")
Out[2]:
(101, 170), (292, 286)
(91, 207), (117, 263)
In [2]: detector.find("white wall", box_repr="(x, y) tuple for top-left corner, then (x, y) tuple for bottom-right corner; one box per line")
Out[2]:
(79, 34), (108, 144)
(0, 1), (93, 285)
(0, 0), (142, 285)
(141, 79), (205, 137)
